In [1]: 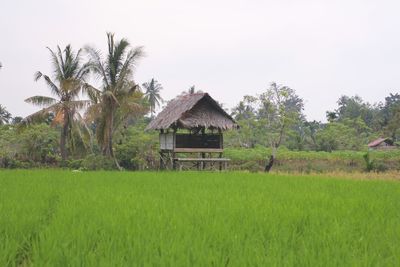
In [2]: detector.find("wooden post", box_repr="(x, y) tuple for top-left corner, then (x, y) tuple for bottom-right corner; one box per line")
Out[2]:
(201, 127), (206, 170)
(197, 153), (201, 170)
(219, 152), (223, 171)
(159, 151), (164, 170)
(172, 128), (177, 170)
(219, 130), (223, 171)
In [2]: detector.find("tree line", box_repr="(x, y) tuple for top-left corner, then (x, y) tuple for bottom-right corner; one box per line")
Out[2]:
(226, 88), (400, 171)
(0, 33), (165, 169)
(1, 33), (399, 170)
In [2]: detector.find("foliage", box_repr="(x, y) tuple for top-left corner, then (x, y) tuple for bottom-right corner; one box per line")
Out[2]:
(24, 45), (90, 160)
(80, 154), (116, 170)
(0, 104), (11, 125)
(0, 124), (59, 167)
(142, 78), (163, 118)
(85, 32), (146, 164)
(231, 82), (304, 171)
(114, 122), (158, 170)
(4, 34), (400, 172)
(363, 152), (374, 172)
(223, 146), (400, 172)
(229, 91), (400, 153)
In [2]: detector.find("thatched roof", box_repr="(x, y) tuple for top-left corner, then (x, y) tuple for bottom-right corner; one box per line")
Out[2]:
(146, 93), (238, 131)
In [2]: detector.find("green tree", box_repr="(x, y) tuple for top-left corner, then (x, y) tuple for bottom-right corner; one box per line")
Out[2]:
(385, 105), (400, 141)
(11, 116), (23, 125)
(382, 93), (400, 140)
(85, 33), (145, 167)
(316, 122), (360, 151)
(258, 82), (304, 171)
(334, 95), (379, 128)
(230, 95), (259, 147)
(304, 120), (322, 150)
(24, 45), (90, 160)
(326, 111), (338, 122)
(142, 78), (163, 118)
(0, 105), (11, 125)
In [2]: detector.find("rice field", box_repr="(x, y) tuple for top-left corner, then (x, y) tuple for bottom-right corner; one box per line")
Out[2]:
(1, 170), (399, 266)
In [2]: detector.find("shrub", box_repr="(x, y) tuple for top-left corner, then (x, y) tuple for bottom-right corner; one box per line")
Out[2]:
(363, 152), (374, 172)
(81, 154), (116, 170)
(67, 159), (84, 170)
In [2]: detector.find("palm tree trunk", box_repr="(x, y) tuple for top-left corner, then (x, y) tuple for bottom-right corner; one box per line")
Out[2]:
(60, 111), (69, 160)
(102, 111), (113, 157)
(102, 102), (122, 170)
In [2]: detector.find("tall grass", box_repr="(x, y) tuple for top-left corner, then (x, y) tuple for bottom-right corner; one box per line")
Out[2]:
(224, 147), (400, 172)
(225, 146), (400, 161)
(1, 170), (399, 266)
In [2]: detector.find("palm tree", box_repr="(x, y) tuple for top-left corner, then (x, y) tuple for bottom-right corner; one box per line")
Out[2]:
(85, 33), (145, 164)
(24, 45), (90, 160)
(0, 104), (11, 125)
(188, 85), (196, 94)
(142, 78), (163, 118)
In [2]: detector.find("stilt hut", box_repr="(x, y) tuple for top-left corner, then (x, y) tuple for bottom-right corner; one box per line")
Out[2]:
(145, 92), (238, 170)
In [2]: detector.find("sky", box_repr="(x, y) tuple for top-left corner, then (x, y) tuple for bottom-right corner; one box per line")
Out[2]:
(1, 0), (400, 121)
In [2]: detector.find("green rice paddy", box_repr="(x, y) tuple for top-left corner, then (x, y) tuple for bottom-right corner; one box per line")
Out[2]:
(1, 170), (399, 266)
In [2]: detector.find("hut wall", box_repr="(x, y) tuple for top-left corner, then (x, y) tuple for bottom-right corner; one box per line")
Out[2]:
(159, 133), (222, 150)
(160, 133), (174, 150)
(175, 134), (222, 149)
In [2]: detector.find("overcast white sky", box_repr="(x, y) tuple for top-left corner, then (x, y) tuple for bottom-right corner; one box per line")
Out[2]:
(1, 0), (399, 121)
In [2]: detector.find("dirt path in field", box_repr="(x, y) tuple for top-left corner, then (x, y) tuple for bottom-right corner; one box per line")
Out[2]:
(13, 194), (59, 267)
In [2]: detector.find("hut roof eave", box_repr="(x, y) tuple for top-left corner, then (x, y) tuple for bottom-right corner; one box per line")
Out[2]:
(145, 93), (238, 131)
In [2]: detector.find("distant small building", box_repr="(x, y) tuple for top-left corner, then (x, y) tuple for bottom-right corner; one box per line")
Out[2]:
(367, 137), (396, 150)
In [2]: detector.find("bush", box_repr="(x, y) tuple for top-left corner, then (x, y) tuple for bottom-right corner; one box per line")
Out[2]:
(114, 124), (158, 170)
(374, 162), (388, 173)
(67, 159), (84, 170)
(239, 161), (261, 172)
(81, 154), (116, 170)
(363, 152), (374, 172)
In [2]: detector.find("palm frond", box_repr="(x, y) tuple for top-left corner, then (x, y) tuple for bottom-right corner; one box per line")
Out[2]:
(84, 103), (102, 122)
(76, 61), (91, 81)
(103, 90), (120, 106)
(24, 96), (57, 107)
(115, 47), (144, 90)
(56, 46), (66, 79)
(73, 112), (94, 151)
(82, 83), (102, 103)
(34, 72), (61, 97)
(85, 46), (109, 88)
(23, 103), (61, 124)
(67, 100), (92, 110)
(112, 38), (130, 75)
(63, 45), (81, 79)
(51, 110), (65, 126)
(46, 47), (64, 81)
(60, 78), (82, 98)
(34, 71), (42, 82)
